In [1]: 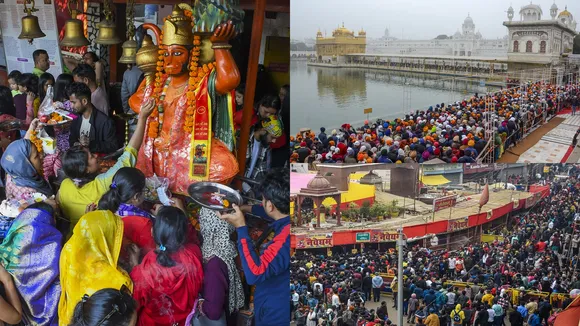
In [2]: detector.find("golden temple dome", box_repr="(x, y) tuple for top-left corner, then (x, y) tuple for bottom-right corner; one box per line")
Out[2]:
(558, 6), (573, 18)
(332, 22), (354, 37)
(358, 28), (366, 35)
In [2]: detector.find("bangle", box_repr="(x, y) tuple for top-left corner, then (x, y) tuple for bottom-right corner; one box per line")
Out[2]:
(212, 44), (232, 50)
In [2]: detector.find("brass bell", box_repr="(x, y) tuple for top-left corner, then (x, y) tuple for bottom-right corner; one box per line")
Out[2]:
(18, 13), (46, 44)
(95, 20), (122, 45)
(61, 17), (89, 47)
(118, 39), (137, 64)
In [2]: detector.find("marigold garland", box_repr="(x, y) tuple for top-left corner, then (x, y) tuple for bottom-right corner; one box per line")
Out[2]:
(30, 131), (43, 154)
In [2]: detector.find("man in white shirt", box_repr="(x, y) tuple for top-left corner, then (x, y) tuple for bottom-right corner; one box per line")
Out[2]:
(331, 291), (340, 308)
(487, 306), (496, 323)
(291, 290), (300, 319)
(446, 289), (456, 306)
(372, 274), (384, 303)
(448, 256), (456, 277)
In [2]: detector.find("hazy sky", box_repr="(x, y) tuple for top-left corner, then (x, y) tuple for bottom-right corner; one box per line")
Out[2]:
(291, 0), (580, 41)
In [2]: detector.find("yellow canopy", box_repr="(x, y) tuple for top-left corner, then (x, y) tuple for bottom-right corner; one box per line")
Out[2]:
(420, 175), (451, 186)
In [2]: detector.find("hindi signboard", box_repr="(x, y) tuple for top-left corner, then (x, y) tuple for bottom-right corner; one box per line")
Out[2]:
(356, 232), (370, 242)
(370, 230), (399, 242)
(447, 217), (469, 232)
(295, 234), (333, 249)
(433, 195), (457, 213)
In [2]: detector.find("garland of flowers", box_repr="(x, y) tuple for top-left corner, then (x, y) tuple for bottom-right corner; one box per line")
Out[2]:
(148, 11), (217, 138)
(30, 131), (43, 154)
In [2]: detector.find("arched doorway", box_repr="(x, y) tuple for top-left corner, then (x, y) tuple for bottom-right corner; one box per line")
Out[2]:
(296, 173), (342, 227)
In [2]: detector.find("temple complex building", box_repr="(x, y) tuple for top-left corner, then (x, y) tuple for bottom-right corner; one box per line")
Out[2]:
(367, 14), (508, 58)
(503, 3), (578, 71)
(315, 23), (366, 60)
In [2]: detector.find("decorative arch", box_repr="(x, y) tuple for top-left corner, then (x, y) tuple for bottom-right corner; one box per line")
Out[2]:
(526, 40), (533, 52)
(513, 40), (519, 52)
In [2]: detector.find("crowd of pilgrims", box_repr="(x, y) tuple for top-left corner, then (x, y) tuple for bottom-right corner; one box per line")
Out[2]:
(0, 49), (292, 325)
(290, 82), (580, 166)
(289, 166), (580, 326)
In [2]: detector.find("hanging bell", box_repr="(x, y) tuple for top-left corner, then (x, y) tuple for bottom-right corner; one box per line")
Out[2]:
(95, 20), (122, 45)
(61, 17), (90, 47)
(118, 39), (138, 64)
(18, 13), (46, 44)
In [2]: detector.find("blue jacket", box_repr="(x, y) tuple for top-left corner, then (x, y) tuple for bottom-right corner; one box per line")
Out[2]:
(236, 205), (290, 326)
(528, 313), (541, 326)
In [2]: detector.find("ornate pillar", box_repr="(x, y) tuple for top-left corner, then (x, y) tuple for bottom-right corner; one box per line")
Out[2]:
(314, 197), (322, 228)
(296, 195), (303, 226)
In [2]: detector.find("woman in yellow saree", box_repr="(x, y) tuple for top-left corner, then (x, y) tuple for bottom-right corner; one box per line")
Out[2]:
(58, 210), (134, 326)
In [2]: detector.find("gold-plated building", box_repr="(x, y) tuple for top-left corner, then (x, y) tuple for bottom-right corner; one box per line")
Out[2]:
(315, 22), (366, 58)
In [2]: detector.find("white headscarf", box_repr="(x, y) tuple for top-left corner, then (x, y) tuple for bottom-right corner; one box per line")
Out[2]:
(199, 208), (245, 313)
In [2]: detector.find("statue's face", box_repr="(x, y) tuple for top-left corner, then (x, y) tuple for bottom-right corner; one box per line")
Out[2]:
(163, 45), (190, 75)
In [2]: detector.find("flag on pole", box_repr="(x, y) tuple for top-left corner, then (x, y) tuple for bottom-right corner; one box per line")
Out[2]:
(479, 184), (490, 209)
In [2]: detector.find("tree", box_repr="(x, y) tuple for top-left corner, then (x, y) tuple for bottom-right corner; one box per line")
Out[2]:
(370, 203), (387, 221)
(360, 201), (371, 219)
(434, 34), (449, 40)
(390, 200), (401, 217)
(290, 42), (312, 51)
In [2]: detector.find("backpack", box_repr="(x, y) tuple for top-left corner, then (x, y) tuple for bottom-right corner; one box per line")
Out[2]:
(453, 312), (461, 323)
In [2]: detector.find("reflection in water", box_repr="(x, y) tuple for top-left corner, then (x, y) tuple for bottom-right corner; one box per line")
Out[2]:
(291, 60), (501, 134)
(315, 67), (367, 108)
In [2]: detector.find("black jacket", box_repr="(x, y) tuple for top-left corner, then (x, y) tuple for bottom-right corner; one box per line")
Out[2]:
(69, 107), (118, 154)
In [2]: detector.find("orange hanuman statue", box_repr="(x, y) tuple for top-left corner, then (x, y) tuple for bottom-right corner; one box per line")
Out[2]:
(129, 3), (243, 194)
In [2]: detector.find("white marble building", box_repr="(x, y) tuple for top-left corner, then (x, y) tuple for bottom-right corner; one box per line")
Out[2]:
(367, 15), (508, 58)
(503, 3), (578, 69)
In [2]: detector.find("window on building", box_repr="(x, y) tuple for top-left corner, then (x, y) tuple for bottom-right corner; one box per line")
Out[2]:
(526, 40), (532, 52)
(513, 40), (519, 52)
(540, 41), (546, 53)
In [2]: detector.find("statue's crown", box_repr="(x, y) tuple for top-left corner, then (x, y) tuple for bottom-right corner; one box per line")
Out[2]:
(162, 5), (194, 46)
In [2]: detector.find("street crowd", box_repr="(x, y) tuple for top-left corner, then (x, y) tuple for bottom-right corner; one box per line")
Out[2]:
(290, 165), (580, 326)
